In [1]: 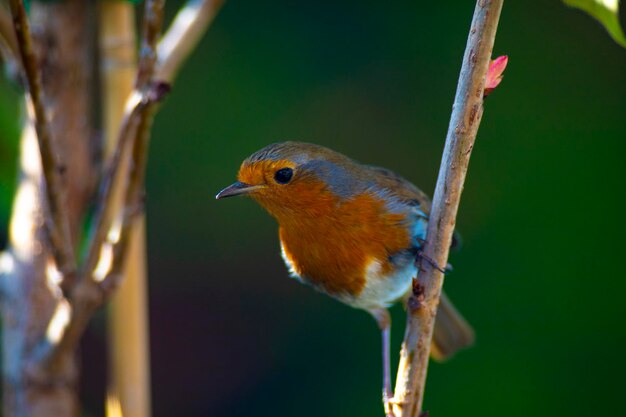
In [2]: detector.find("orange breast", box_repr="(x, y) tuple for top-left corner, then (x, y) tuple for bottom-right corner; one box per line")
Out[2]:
(278, 192), (411, 297)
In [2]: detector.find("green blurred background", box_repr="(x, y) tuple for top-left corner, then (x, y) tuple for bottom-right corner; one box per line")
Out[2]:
(1, 0), (626, 416)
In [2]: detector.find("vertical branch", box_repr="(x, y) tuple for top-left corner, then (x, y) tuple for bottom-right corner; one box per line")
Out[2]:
(2, 0), (95, 415)
(100, 1), (162, 417)
(8, 0), (76, 282)
(136, 0), (165, 88)
(393, 1), (504, 416)
(0, 9), (19, 73)
(97, 4), (150, 417)
(107, 0), (166, 258)
(99, 0), (166, 285)
(97, 4), (226, 410)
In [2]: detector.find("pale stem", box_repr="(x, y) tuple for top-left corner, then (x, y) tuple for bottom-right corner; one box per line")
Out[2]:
(392, 1), (504, 416)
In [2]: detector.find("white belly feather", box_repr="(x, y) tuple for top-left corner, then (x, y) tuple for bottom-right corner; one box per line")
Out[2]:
(348, 258), (415, 310)
(281, 238), (414, 310)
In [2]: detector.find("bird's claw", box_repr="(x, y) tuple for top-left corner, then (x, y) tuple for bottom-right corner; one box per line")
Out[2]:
(415, 249), (447, 274)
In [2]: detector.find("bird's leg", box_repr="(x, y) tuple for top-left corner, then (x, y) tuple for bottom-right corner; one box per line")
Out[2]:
(415, 238), (452, 273)
(369, 308), (395, 417)
(416, 249), (447, 273)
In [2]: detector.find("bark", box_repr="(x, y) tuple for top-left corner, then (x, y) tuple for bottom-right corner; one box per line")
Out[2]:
(0, 0), (223, 415)
(98, 4), (153, 417)
(1, 0), (95, 415)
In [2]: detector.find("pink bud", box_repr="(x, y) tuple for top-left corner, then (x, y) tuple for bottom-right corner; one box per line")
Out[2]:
(484, 55), (508, 97)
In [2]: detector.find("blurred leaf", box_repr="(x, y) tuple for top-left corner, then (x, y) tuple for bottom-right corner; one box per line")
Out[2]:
(564, 0), (626, 48)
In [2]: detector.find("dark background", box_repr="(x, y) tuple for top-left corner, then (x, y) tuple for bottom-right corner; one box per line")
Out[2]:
(1, 1), (626, 416)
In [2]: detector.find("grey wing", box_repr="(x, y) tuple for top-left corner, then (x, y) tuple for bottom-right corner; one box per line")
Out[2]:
(366, 165), (462, 251)
(365, 165), (432, 214)
(363, 165), (430, 268)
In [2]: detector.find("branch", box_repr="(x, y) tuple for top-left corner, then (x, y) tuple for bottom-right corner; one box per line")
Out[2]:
(136, 0), (166, 89)
(91, 0), (223, 281)
(30, 0), (225, 379)
(0, 6), (19, 74)
(156, 0), (225, 82)
(86, 0), (224, 288)
(29, 0), (168, 375)
(97, 0), (166, 291)
(27, 96), (143, 374)
(83, 0), (167, 296)
(0, 7), (17, 51)
(99, 115), (151, 291)
(8, 0), (76, 282)
(83, 0), (168, 286)
(79, 82), (168, 282)
(392, 1), (504, 416)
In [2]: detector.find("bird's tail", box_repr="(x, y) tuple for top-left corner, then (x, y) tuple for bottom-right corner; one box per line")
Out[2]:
(430, 291), (475, 361)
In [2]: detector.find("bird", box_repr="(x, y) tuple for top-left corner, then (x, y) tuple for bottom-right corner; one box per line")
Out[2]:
(216, 141), (474, 415)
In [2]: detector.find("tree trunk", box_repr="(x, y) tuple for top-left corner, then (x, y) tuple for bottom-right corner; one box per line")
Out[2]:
(1, 0), (95, 415)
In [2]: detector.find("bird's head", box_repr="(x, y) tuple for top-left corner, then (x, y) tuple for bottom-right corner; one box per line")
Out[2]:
(216, 142), (361, 221)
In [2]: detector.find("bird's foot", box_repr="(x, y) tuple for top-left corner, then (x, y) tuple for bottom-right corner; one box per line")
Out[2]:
(415, 249), (448, 274)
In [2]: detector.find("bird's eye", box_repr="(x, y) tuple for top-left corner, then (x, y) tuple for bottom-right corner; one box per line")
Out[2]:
(274, 168), (293, 184)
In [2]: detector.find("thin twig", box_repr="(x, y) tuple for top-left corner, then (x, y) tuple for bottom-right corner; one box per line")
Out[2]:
(95, 85), (166, 293)
(86, 0), (169, 287)
(392, 1), (504, 416)
(136, 0), (166, 89)
(0, 7), (19, 73)
(83, 0), (169, 284)
(99, 113), (152, 290)
(85, 0), (226, 284)
(8, 0), (76, 283)
(98, 0), (166, 291)
(80, 87), (162, 285)
(156, 0), (225, 82)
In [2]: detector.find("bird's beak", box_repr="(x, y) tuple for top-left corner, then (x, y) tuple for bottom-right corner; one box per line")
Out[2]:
(215, 181), (264, 199)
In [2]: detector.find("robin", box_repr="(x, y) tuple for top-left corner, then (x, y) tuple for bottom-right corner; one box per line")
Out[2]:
(216, 141), (474, 415)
